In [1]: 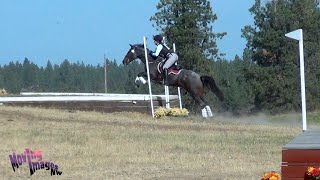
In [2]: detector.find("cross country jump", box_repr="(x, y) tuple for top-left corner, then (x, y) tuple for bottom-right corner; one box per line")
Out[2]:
(122, 44), (224, 118)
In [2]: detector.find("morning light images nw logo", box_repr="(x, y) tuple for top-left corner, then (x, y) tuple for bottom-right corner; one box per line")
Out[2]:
(9, 148), (62, 176)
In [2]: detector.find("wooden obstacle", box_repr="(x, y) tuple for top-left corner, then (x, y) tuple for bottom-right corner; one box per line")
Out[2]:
(281, 129), (320, 179)
(0, 93), (179, 114)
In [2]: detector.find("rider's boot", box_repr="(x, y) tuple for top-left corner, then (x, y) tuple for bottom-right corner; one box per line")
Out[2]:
(163, 68), (168, 85)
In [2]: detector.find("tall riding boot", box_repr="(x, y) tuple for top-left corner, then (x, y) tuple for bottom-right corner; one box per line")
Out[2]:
(163, 68), (168, 85)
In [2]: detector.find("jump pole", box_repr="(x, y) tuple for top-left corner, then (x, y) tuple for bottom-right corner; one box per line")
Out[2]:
(173, 43), (183, 109)
(162, 37), (170, 109)
(162, 38), (182, 109)
(165, 85), (170, 108)
(143, 36), (155, 118)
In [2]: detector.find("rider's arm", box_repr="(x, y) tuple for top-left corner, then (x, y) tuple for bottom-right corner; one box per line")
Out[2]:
(152, 44), (163, 57)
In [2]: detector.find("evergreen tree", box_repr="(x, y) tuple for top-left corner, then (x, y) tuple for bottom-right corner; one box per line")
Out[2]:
(124, 68), (138, 94)
(211, 56), (254, 114)
(0, 58), (145, 95)
(150, 0), (226, 72)
(0, 65), (4, 88)
(242, 0), (320, 113)
(22, 57), (40, 91)
(55, 59), (72, 91)
(2, 62), (22, 93)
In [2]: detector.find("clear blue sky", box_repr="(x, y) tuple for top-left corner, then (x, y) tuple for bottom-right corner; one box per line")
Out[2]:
(0, 0), (254, 67)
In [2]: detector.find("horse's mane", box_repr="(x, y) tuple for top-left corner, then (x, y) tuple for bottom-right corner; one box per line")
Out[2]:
(132, 43), (159, 61)
(132, 44), (150, 51)
(132, 43), (144, 47)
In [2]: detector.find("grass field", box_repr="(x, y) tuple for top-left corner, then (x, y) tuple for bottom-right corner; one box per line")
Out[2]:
(0, 106), (318, 179)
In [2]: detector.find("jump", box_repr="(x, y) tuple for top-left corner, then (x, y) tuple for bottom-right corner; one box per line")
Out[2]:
(122, 44), (224, 118)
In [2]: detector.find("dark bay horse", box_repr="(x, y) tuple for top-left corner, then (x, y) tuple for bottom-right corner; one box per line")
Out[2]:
(122, 44), (224, 118)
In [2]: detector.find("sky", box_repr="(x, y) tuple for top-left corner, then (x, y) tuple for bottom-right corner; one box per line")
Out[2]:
(0, 0), (254, 67)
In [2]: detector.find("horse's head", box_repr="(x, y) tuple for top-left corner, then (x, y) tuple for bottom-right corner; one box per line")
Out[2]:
(122, 44), (146, 65)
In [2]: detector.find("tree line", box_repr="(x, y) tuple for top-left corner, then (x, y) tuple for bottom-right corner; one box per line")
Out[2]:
(1, 0), (320, 115)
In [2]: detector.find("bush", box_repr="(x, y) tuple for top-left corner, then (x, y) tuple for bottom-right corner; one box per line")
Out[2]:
(155, 107), (189, 118)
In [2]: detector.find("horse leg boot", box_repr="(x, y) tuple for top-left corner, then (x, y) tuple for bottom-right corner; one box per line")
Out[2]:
(194, 96), (208, 118)
(205, 105), (213, 117)
(201, 108), (208, 118)
(199, 96), (211, 118)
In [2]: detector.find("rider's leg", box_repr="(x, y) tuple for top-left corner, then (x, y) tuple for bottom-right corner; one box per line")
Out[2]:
(162, 53), (178, 70)
(162, 53), (178, 85)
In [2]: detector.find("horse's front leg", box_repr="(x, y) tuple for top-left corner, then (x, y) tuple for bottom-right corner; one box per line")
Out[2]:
(135, 72), (148, 87)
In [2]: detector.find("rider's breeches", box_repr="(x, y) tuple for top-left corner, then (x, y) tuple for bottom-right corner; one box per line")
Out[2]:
(163, 53), (178, 70)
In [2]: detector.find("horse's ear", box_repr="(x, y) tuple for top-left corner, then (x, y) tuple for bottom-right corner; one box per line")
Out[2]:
(129, 44), (133, 47)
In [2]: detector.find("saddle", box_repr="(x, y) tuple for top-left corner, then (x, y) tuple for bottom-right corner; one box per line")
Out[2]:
(157, 62), (182, 75)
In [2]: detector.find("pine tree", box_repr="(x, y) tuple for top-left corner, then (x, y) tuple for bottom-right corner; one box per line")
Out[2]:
(22, 57), (40, 91)
(242, 0), (320, 113)
(150, 0), (226, 73)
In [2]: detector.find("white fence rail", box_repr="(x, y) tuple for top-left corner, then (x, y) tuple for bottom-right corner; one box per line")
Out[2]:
(0, 93), (179, 102)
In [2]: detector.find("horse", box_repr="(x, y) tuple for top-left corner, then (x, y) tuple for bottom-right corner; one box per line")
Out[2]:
(122, 44), (224, 118)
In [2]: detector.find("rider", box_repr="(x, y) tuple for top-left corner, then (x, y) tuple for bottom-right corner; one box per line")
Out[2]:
(151, 34), (178, 85)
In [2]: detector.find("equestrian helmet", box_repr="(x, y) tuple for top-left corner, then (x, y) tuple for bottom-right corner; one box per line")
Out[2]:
(153, 35), (163, 42)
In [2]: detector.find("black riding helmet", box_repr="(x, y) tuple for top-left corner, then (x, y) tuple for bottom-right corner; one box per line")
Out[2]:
(153, 35), (163, 42)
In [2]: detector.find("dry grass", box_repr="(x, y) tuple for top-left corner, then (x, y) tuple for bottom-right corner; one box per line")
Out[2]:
(0, 106), (304, 179)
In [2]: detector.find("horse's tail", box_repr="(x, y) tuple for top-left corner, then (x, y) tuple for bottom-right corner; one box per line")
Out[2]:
(200, 76), (224, 101)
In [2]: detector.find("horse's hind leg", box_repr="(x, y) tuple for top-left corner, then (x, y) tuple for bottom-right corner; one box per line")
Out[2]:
(192, 95), (208, 118)
(200, 96), (213, 117)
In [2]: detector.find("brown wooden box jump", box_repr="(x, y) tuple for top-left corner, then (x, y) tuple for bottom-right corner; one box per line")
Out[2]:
(282, 129), (320, 180)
